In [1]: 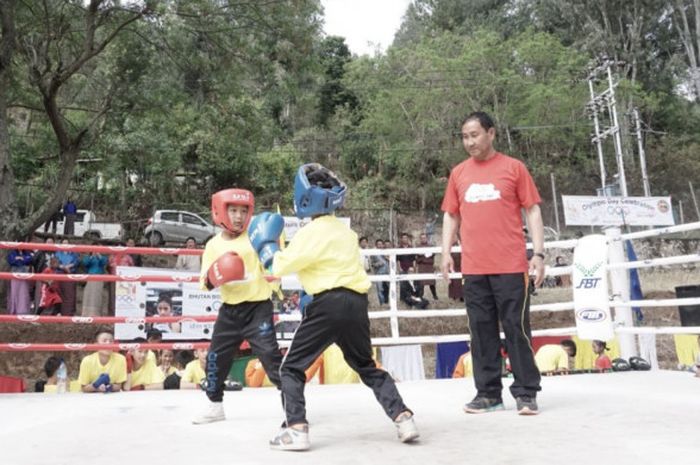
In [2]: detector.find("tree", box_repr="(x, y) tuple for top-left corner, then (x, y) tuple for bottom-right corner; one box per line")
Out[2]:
(1, 0), (150, 240)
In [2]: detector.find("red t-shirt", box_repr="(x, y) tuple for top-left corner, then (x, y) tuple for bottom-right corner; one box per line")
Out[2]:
(595, 354), (612, 370)
(441, 152), (541, 274)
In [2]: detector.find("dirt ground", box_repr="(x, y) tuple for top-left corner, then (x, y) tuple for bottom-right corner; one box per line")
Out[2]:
(0, 269), (688, 390)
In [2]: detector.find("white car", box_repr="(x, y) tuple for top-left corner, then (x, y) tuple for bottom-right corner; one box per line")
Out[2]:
(36, 209), (122, 240)
(144, 210), (219, 245)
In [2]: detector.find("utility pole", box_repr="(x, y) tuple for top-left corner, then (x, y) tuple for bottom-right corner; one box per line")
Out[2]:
(632, 108), (651, 197)
(587, 62), (628, 197)
(550, 173), (561, 233)
(690, 181), (700, 221)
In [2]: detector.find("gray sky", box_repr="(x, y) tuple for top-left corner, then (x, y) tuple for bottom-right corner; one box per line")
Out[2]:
(320, 0), (412, 55)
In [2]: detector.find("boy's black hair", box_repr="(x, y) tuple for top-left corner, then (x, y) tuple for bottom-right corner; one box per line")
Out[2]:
(44, 356), (63, 378)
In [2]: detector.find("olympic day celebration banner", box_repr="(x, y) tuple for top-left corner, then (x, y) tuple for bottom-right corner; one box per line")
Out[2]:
(562, 196), (674, 226)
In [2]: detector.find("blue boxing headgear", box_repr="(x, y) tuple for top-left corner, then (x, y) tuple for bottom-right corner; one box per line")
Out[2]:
(293, 163), (347, 218)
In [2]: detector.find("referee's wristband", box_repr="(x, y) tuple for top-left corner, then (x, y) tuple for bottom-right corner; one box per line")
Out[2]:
(533, 252), (545, 260)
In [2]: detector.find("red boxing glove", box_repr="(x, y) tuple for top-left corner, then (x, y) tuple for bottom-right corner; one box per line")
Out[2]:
(206, 252), (245, 289)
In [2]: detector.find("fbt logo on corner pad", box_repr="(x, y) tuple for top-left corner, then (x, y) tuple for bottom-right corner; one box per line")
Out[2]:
(576, 308), (607, 322)
(576, 277), (602, 289)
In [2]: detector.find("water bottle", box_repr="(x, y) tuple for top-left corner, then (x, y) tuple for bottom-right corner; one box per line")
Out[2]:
(56, 361), (68, 394)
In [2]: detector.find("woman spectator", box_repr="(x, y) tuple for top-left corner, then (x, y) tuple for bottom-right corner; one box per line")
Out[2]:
(81, 249), (108, 316)
(6, 248), (33, 315)
(56, 239), (80, 315)
(174, 237), (201, 271)
(592, 340), (613, 371)
(37, 256), (63, 315)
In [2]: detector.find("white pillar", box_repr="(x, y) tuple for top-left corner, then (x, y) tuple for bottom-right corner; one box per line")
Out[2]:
(388, 250), (399, 341)
(605, 227), (637, 358)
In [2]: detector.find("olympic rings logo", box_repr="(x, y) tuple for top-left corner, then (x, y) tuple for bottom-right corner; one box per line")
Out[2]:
(108, 246), (128, 252)
(71, 317), (94, 324)
(607, 206), (631, 216)
(17, 315), (40, 322)
(125, 318), (146, 324)
(68, 274), (89, 281)
(0, 241), (20, 247)
(65, 343), (87, 350)
(119, 274), (143, 281)
(172, 275), (197, 282)
(55, 244), (77, 250)
(159, 248), (179, 254)
(116, 295), (135, 303)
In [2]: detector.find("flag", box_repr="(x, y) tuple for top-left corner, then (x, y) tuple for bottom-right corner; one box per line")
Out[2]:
(625, 240), (644, 322)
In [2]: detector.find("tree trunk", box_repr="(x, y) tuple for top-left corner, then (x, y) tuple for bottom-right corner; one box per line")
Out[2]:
(0, 0), (21, 240)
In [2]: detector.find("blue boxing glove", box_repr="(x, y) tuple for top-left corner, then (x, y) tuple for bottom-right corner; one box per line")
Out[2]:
(92, 373), (111, 389)
(248, 212), (285, 270)
(299, 291), (313, 316)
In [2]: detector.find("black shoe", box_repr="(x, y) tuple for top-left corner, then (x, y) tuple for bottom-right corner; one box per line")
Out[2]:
(463, 396), (504, 414)
(516, 396), (538, 415)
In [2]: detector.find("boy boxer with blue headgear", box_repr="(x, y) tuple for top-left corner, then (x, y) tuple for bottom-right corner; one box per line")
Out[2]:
(263, 163), (419, 451)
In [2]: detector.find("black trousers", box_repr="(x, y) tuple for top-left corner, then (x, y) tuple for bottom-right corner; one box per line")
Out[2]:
(280, 288), (410, 425)
(464, 273), (541, 399)
(206, 300), (282, 402)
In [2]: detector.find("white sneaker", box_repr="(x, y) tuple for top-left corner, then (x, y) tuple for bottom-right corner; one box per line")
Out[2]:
(192, 402), (225, 425)
(269, 425), (310, 451)
(395, 412), (419, 443)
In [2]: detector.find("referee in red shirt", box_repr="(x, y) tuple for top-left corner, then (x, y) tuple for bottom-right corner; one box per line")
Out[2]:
(441, 111), (546, 416)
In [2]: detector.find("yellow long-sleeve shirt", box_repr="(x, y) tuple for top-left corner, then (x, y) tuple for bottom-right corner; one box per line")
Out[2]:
(271, 215), (371, 295)
(200, 232), (272, 304)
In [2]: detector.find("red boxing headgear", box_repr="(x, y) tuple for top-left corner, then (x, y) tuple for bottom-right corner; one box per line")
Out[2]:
(211, 189), (255, 234)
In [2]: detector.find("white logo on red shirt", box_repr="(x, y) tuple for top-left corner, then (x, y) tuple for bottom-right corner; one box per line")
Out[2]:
(464, 183), (501, 203)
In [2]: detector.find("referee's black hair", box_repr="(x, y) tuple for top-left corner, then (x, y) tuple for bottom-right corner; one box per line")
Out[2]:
(461, 111), (496, 131)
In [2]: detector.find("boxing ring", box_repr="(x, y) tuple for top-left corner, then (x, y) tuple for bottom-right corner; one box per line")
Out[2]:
(1, 223), (699, 464)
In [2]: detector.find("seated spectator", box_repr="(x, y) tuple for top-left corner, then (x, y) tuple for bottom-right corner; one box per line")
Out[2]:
(180, 348), (208, 389)
(163, 350), (194, 390)
(158, 349), (177, 377)
(535, 340), (577, 373)
(78, 330), (127, 392)
(38, 356), (61, 393)
(124, 339), (165, 391)
(246, 353), (322, 388)
(146, 328), (163, 365)
(694, 335), (700, 378)
(175, 237), (201, 271)
(452, 351), (473, 378)
(399, 267), (429, 309)
(592, 340), (613, 371)
(36, 256), (63, 315)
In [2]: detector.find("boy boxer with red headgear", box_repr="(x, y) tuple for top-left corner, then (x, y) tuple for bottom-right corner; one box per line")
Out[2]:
(192, 188), (284, 425)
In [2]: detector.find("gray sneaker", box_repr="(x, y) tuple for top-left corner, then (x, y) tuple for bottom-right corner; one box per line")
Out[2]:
(269, 425), (310, 451)
(394, 412), (419, 443)
(463, 396), (504, 414)
(516, 396), (538, 415)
